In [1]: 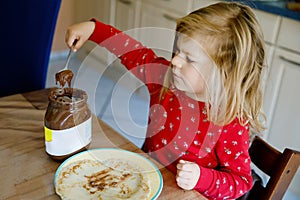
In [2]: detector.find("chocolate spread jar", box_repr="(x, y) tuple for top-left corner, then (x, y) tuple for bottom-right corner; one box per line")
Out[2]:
(44, 88), (92, 161)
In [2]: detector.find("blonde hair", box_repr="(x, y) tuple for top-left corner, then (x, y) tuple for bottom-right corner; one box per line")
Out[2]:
(163, 2), (266, 133)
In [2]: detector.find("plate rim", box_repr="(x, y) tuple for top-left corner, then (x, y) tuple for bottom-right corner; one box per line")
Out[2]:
(54, 148), (163, 200)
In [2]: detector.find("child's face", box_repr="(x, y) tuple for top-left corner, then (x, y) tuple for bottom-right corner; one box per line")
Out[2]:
(171, 35), (214, 101)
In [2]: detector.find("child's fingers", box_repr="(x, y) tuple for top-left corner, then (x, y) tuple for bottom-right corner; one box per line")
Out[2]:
(72, 38), (84, 52)
(178, 170), (193, 179)
(65, 29), (82, 50)
(177, 160), (195, 171)
(176, 160), (184, 170)
(65, 32), (77, 49)
(176, 175), (190, 184)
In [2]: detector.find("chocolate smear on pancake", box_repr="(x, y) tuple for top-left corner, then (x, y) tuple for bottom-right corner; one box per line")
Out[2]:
(55, 159), (151, 199)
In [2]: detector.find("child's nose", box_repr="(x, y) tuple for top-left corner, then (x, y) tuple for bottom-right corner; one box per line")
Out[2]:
(171, 55), (184, 69)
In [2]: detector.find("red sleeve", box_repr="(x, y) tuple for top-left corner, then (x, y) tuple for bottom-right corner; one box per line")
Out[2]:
(88, 19), (171, 93)
(194, 122), (253, 199)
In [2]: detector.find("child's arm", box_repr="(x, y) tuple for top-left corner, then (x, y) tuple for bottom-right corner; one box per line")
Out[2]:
(66, 19), (170, 92)
(88, 19), (170, 91)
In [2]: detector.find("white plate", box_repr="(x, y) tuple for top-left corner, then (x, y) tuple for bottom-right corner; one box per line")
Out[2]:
(54, 148), (163, 200)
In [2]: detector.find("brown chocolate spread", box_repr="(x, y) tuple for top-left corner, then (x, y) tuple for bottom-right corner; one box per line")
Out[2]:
(45, 88), (91, 129)
(55, 69), (74, 87)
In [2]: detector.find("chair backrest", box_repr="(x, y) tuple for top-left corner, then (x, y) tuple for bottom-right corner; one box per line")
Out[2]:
(0, 0), (61, 97)
(247, 136), (300, 200)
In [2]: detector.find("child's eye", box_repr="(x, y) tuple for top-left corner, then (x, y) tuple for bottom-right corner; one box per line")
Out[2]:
(175, 50), (194, 63)
(186, 56), (194, 63)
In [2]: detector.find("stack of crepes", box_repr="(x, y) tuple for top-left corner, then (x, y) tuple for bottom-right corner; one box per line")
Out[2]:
(55, 159), (151, 200)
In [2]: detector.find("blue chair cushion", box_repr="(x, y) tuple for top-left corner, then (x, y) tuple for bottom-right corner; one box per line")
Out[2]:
(0, 0), (61, 97)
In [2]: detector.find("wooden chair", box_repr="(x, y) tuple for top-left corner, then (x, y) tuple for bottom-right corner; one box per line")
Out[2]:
(241, 136), (300, 200)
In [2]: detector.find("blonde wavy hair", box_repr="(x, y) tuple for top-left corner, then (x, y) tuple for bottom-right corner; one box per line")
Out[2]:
(162, 2), (266, 133)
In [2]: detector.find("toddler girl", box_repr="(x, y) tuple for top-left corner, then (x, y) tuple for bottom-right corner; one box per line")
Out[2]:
(65, 2), (266, 199)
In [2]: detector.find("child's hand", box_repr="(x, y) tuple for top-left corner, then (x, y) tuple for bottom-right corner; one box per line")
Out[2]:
(65, 21), (95, 52)
(176, 160), (200, 190)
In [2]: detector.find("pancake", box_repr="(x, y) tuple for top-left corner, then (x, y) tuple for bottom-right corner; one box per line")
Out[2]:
(55, 159), (150, 200)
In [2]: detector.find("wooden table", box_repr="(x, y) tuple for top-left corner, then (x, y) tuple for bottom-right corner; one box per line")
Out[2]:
(0, 89), (207, 200)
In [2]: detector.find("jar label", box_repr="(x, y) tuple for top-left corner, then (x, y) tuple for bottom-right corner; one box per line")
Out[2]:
(45, 117), (92, 156)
